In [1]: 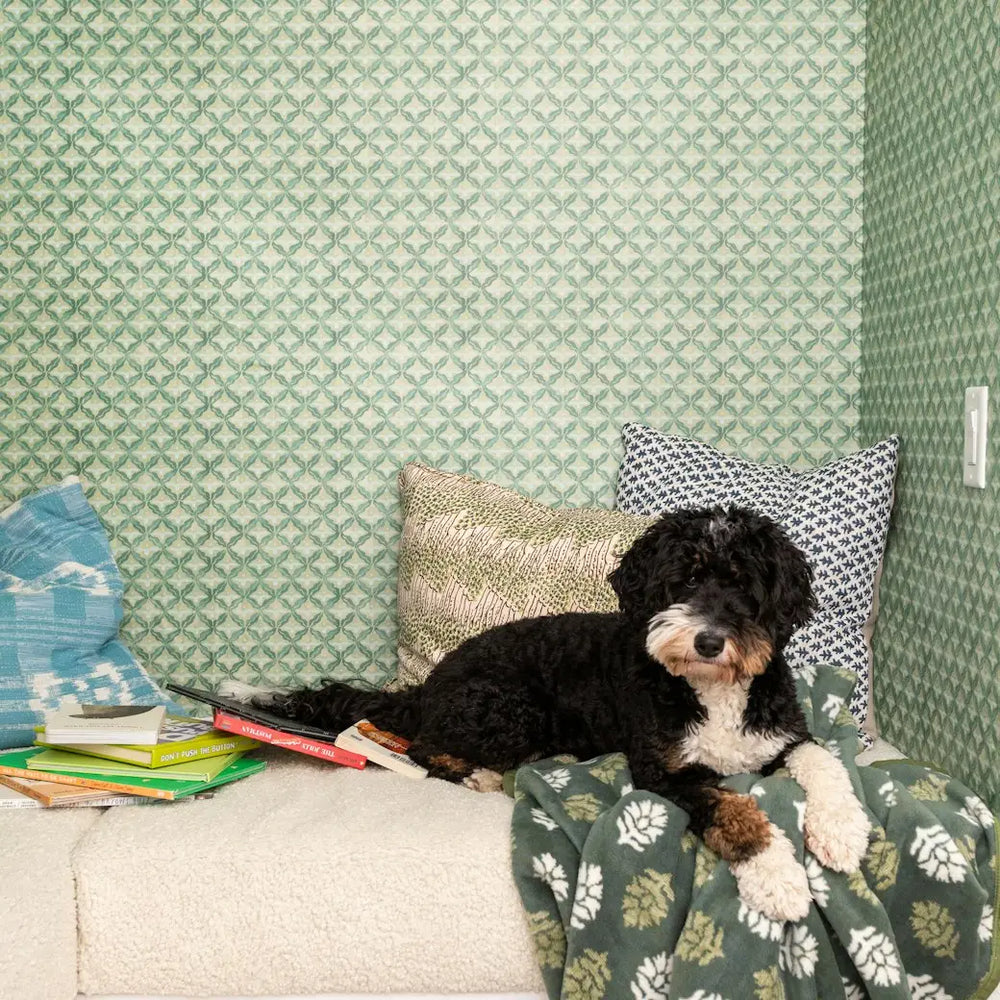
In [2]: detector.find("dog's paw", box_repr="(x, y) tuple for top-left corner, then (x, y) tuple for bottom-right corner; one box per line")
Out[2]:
(786, 741), (872, 874)
(804, 794), (871, 873)
(463, 768), (505, 793)
(731, 823), (811, 923)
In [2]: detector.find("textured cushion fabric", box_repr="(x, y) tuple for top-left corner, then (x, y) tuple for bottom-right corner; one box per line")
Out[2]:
(0, 477), (176, 749)
(615, 425), (900, 735)
(396, 463), (651, 687)
(74, 749), (542, 997)
(0, 808), (102, 1000)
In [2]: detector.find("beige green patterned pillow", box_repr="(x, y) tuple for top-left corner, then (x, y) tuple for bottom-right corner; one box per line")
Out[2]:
(395, 464), (652, 687)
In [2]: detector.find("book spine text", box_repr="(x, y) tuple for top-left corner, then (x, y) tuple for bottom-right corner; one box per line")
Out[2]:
(0, 764), (173, 800)
(212, 712), (366, 769)
(155, 739), (245, 765)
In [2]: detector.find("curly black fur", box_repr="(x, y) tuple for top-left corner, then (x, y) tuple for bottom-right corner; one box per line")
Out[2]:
(261, 505), (819, 853)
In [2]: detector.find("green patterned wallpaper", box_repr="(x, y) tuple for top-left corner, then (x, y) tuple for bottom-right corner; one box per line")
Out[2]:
(860, 0), (999, 809)
(1, 1), (865, 691)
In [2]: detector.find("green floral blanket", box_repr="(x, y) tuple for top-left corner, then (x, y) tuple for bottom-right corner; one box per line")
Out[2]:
(510, 667), (999, 1000)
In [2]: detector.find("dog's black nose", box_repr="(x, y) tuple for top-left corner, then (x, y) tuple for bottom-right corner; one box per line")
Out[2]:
(693, 630), (725, 658)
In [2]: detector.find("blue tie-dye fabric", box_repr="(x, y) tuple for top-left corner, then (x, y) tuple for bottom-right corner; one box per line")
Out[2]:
(0, 477), (177, 749)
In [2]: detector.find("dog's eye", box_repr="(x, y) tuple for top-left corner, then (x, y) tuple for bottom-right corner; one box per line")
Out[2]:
(686, 574), (698, 589)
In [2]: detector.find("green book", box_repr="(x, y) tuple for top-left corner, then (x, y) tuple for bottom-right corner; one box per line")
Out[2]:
(0, 748), (265, 801)
(35, 713), (260, 767)
(26, 748), (241, 783)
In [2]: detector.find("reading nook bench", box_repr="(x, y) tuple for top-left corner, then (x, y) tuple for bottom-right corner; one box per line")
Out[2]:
(4, 748), (541, 999)
(1, 439), (998, 1000)
(3, 739), (918, 1000)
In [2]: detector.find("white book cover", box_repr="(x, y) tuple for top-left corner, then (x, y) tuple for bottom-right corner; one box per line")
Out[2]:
(334, 720), (427, 779)
(42, 704), (167, 745)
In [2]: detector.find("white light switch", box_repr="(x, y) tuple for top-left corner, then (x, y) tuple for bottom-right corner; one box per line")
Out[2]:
(964, 386), (988, 488)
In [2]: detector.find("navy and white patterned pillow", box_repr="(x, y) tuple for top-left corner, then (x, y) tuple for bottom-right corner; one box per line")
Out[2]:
(615, 424), (900, 737)
(0, 477), (178, 749)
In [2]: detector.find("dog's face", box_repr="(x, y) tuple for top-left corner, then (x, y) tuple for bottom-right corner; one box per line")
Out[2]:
(608, 506), (816, 685)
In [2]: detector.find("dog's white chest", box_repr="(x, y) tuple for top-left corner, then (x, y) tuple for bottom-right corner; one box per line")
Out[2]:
(679, 679), (789, 776)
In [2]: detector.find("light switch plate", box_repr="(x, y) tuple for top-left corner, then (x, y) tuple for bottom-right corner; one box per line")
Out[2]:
(964, 385), (988, 488)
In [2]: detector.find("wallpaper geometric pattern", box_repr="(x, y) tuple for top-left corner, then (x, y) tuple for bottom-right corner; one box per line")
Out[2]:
(860, 0), (1000, 810)
(0, 0), (865, 692)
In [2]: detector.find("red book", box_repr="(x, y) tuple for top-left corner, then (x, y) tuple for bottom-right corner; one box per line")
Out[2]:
(212, 711), (366, 770)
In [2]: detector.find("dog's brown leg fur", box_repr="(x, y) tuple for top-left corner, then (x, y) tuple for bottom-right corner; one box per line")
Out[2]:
(419, 750), (475, 782)
(631, 761), (772, 862)
(703, 789), (773, 862)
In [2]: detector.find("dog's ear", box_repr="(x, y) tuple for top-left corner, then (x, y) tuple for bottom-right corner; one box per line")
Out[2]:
(608, 515), (683, 619)
(607, 534), (650, 617)
(763, 524), (817, 646)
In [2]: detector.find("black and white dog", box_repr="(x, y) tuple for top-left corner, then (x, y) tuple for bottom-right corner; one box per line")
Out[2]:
(233, 505), (870, 920)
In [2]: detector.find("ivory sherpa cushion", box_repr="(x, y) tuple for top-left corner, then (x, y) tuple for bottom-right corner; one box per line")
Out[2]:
(395, 463), (651, 686)
(0, 808), (102, 1000)
(614, 425), (900, 735)
(73, 750), (541, 996)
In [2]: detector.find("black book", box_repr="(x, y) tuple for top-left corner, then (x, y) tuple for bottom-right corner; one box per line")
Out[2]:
(165, 683), (338, 742)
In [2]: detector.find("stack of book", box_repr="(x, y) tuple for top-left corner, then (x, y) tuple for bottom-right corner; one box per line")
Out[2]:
(167, 683), (428, 779)
(0, 704), (266, 809)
